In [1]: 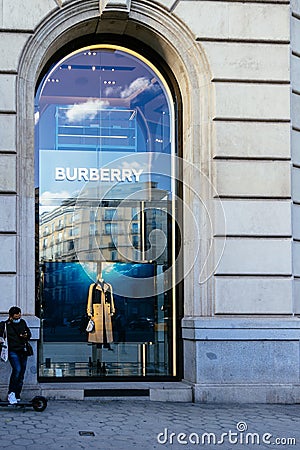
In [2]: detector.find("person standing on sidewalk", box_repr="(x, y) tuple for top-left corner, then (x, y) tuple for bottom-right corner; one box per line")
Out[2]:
(0, 306), (32, 404)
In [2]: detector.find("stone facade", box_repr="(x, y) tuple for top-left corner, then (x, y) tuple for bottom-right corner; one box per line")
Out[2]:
(0, 0), (298, 402)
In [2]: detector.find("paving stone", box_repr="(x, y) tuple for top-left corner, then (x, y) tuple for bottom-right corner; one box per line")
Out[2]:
(0, 400), (299, 449)
(12, 439), (35, 445)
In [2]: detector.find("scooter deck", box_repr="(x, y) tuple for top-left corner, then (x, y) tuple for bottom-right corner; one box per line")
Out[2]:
(0, 396), (47, 412)
(0, 400), (33, 406)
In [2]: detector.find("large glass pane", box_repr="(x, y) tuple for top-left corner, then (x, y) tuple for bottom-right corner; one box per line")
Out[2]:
(35, 45), (177, 379)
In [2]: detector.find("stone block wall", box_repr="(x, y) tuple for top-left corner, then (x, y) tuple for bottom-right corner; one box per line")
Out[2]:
(292, 0), (300, 315)
(173, 0), (292, 316)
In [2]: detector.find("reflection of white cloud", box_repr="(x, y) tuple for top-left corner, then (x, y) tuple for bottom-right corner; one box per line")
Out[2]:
(104, 86), (122, 97)
(39, 190), (73, 215)
(121, 160), (148, 172)
(40, 190), (71, 205)
(120, 77), (151, 98)
(35, 111), (40, 125)
(66, 99), (109, 123)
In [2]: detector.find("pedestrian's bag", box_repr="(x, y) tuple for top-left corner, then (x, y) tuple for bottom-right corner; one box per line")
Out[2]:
(0, 323), (8, 362)
(24, 341), (34, 357)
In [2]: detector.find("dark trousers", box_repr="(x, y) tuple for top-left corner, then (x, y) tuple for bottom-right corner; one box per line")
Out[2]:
(8, 351), (27, 398)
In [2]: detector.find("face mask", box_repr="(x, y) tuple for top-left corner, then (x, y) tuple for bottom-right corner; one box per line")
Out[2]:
(12, 319), (21, 324)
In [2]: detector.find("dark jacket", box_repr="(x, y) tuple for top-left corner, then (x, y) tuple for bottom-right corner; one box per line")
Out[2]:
(0, 319), (32, 353)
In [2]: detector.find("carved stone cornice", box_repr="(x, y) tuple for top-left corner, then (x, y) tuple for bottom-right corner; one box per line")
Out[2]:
(99, 0), (131, 17)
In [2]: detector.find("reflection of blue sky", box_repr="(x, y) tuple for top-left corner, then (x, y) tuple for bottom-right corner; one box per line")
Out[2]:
(37, 103), (168, 154)
(35, 47), (174, 190)
(81, 262), (155, 297)
(82, 261), (154, 280)
(40, 150), (145, 198)
(44, 252), (162, 299)
(103, 262), (154, 280)
(38, 49), (165, 103)
(65, 99), (110, 123)
(40, 151), (172, 212)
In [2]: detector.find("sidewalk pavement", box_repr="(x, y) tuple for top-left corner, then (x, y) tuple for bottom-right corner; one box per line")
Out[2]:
(0, 399), (300, 450)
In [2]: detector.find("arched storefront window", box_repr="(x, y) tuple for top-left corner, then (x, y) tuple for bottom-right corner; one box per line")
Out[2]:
(35, 44), (179, 380)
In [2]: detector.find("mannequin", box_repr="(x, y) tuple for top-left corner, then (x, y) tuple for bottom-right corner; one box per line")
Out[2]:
(86, 273), (115, 345)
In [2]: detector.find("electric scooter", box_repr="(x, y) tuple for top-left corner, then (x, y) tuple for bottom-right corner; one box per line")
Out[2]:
(0, 395), (47, 412)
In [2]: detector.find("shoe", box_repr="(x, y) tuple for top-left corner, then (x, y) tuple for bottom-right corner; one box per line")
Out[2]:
(16, 398), (20, 403)
(8, 392), (17, 405)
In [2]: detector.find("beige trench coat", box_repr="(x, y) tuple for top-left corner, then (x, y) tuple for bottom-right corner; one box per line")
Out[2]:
(87, 281), (115, 343)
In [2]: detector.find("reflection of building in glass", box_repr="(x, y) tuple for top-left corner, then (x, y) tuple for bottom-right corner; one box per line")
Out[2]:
(39, 181), (170, 264)
(34, 44), (176, 380)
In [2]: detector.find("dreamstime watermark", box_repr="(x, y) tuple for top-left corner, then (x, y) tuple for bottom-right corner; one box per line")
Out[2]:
(157, 421), (296, 446)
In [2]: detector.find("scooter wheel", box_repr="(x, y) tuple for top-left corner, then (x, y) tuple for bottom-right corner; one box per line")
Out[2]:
(32, 396), (47, 412)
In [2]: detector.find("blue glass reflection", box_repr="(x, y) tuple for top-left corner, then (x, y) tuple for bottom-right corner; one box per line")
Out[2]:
(36, 47), (172, 157)
(36, 47), (176, 377)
